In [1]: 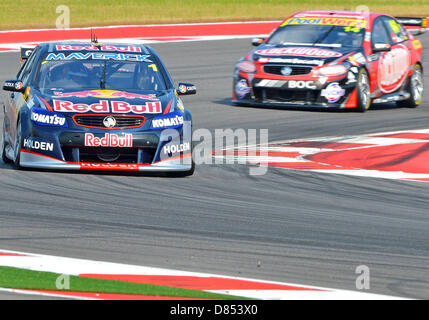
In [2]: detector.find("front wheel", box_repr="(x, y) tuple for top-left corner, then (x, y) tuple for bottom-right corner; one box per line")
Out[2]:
(355, 69), (371, 112)
(13, 119), (23, 168)
(1, 121), (12, 164)
(396, 64), (423, 108)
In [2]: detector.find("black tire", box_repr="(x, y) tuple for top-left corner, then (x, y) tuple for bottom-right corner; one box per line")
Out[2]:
(1, 121), (12, 164)
(355, 69), (371, 112)
(13, 119), (23, 168)
(396, 64), (424, 108)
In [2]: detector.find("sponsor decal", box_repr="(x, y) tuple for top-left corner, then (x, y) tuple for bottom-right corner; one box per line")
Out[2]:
(84, 133), (133, 148)
(23, 138), (54, 152)
(15, 82), (23, 90)
(53, 100), (162, 114)
(151, 112), (184, 129)
(55, 45), (142, 52)
(235, 79), (251, 98)
(281, 17), (367, 28)
(412, 39), (422, 50)
(258, 57), (324, 66)
(53, 90), (158, 100)
(347, 53), (366, 67)
(80, 163), (139, 171)
(256, 47), (342, 58)
(177, 84), (196, 95)
(287, 80), (317, 89)
(163, 142), (191, 155)
(255, 79), (317, 89)
(31, 108), (67, 127)
(321, 82), (345, 103)
(176, 99), (185, 112)
(237, 61), (256, 73)
(3, 81), (15, 88)
(178, 84), (187, 94)
(45, 52), (152, 63)
(378, 44), (410, 93)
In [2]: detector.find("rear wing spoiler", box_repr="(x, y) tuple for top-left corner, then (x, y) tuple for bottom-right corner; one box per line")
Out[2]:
(396, 17), (427, 35)
(20, 47), (34, 61)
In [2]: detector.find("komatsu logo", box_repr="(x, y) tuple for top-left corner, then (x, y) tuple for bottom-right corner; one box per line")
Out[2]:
(151, 112), (184, 129)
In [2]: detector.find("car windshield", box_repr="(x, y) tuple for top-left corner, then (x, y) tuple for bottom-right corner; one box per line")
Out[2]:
(267, 24), (365, 49)
(35, 52), (167, 92)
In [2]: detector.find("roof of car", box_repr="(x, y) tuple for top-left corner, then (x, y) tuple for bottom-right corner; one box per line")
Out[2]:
(39, 42), (152, 54)
(289, 10), (383, 20)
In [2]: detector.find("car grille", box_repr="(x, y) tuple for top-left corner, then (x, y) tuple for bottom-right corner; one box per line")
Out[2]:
(61, 146), (157, 164)
(79, 147), (139, 163)
(263, 65), (313, 76)
(254, 87), (321, 104)
(73, 115), (145, 129)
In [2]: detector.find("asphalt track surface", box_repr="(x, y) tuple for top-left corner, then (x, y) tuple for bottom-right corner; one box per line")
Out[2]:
(1, 36), (429, 300)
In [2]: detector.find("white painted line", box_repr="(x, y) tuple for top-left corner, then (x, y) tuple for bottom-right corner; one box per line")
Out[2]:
(0, 249), (402, 300)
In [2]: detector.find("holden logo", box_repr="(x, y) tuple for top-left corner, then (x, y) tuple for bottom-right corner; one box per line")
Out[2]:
(281, 66), (293, 76)
(103, 116), (117, 128)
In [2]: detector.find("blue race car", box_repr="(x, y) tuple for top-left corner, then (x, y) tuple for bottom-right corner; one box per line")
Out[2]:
(1, 42), (196, 175)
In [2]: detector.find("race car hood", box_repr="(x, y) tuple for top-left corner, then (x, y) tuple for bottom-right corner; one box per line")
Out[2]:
(251, 44), (356, 66)
(35, 89), (173, 118)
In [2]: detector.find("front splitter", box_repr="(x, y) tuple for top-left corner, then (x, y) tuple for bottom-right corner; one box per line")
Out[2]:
(20, 149), (193, 172)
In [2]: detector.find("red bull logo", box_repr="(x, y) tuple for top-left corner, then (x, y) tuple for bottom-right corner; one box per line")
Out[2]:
(56, 45), (142, 52)
(53, 99), (162, 114)
(84, 133), (133, 148)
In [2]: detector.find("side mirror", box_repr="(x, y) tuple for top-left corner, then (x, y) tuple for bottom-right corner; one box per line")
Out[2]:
(177, 83), (196, 95)
(3, 80), (25, 93)
(372, 43), (391, 52)
(252, 38), (265, 46)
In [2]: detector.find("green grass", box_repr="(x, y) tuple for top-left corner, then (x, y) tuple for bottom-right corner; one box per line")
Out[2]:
(0, 266), (248, 299)
(0, 0), (428, 30)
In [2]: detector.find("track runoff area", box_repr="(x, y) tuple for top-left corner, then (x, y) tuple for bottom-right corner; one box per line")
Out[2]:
(0, 21), (427, 303)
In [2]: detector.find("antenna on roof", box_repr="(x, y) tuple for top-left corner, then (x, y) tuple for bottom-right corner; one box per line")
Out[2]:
(91, 29), (98, 44)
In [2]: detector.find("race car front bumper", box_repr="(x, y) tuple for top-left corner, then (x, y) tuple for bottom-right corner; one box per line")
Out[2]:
(232, 72), (359, 109)
(19, 149), (193, 172)
(19, 119), (193, 172)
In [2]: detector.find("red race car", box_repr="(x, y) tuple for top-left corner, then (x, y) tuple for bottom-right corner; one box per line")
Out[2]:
(232, 11), (426, 112)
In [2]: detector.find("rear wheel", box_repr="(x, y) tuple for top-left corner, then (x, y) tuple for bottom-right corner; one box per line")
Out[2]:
(396, 64), (423, 108)
(356, 69), (371, 112)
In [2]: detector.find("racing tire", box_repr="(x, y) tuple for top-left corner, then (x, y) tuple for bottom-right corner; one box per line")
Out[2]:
(1, 121), (12, 164)
(396, 64), (424, 108)
(12, 119), (23, 169)
(355, 69), (371, 112)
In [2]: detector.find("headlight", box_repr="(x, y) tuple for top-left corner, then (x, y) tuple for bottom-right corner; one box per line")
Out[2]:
(318, 65), (348, 77)
(237, 60), (256, 73)
(31, 107), (67, 127)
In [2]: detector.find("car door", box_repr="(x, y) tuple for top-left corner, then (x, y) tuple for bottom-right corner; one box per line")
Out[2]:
(7, 47), (38, 143)
(374, 16), (412, 95)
